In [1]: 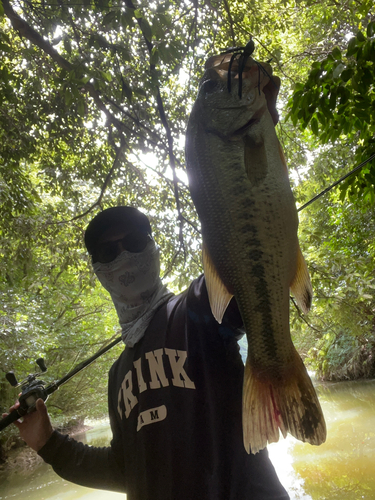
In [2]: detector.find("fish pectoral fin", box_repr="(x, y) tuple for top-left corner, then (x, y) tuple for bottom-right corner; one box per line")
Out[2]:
(290, 245), (313, 314)
(203, 244), (233, 324)
(242, 348), (327, 455)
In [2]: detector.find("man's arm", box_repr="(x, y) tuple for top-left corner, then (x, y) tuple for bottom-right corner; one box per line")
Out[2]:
(7, 394), (126, 492)
(38, 426), (125, 492)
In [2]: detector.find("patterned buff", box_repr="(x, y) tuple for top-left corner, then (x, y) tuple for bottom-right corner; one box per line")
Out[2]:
(93, 239), (173, 347)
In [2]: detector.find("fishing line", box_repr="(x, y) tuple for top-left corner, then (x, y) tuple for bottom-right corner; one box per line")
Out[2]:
(297, 152), (375, 212)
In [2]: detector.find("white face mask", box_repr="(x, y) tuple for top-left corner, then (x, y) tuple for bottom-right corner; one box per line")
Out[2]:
(93, 240), (173, 347)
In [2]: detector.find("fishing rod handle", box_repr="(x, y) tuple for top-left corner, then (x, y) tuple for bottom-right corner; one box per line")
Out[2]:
(0, 408), (25, 431)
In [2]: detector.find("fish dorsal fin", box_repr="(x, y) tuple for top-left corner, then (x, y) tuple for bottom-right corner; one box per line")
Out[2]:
(202, 244), (233, 324)
(290, 245), (313, 314)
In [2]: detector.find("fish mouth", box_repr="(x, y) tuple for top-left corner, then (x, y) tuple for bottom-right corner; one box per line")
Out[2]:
(231, 105), (267, 137)
(232, 117), (259, 136)
(204, 55), (273, 99)
(217, 105), (250, 110)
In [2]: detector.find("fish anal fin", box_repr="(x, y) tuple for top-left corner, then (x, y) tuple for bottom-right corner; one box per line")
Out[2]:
(242, 348), (326, 455)
(202, 244), (233, 324)
(290, 245), (313, 314)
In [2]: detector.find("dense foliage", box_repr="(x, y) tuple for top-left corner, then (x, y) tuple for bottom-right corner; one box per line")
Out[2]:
(288, 21), (375, 201)
(0, 0), (374, 443)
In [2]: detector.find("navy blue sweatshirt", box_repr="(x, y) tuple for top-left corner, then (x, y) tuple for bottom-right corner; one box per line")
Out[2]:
(39, 275), (289, 500)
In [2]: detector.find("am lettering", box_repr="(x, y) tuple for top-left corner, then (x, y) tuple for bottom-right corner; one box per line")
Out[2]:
(117, 348), (196, 420)
(137, 405), (167, 431)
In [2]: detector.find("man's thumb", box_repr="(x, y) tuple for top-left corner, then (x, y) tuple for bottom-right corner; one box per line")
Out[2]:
(36, 398), (47, 413)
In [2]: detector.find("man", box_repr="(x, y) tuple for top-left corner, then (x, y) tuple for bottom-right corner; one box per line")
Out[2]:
(8, 206), (289, 499)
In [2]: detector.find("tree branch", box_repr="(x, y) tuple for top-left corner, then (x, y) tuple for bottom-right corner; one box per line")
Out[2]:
(69, 130), (128, 221)
(2, 0), (129, 143)
(222, 0), (236, 45)
(122, 0), (185, 252)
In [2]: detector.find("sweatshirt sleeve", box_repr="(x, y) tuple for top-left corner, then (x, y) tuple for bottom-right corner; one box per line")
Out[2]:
(38, 369), (126, 493)
(37, 430), (125, 492)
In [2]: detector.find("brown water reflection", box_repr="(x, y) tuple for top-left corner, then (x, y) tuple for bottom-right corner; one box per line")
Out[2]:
(0, 423), (124, 500)
(269, 379), (375, 500)
(0, 380), (374, 499)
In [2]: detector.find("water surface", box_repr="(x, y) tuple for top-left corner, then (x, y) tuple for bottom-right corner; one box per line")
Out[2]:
(269, 379), (375, 499)
(1, 380), (374, 499)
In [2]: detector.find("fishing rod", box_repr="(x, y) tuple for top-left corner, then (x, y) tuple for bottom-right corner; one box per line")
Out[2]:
(297, 153), (375, 212)
(0, 335), (122, 432)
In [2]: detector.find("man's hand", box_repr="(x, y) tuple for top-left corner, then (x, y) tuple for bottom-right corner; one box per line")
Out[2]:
(3, 398), (53, 452)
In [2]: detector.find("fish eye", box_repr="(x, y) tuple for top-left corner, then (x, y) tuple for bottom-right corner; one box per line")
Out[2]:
(201, 79), (218, 95)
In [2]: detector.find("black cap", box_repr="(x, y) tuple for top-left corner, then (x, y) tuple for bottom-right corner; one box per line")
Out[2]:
(84, 206), (152, 255)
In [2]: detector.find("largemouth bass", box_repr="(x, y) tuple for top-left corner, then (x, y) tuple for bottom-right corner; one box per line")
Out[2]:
(185, 54), (326, 454)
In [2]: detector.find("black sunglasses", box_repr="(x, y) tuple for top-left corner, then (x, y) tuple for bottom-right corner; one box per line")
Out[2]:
(92, 232), (152, 264)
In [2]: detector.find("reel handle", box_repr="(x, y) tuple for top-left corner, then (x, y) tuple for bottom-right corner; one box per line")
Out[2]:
(36, 358), (47, 372)
(5, 371), (18, 387)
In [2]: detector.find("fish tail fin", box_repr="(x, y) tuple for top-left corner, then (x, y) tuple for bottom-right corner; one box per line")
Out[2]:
(242, 347), (326, 454)
(290, 244), (313, 313)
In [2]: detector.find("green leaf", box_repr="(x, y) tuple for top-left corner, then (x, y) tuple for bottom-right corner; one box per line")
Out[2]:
(346, 37), (358, 57)
(351, 74), (360, 91)
(140, 18), (153, 42)
(121, 79), (132, 102)
(134, 87), (147, 97)
(100, 70), (112, 82)
(367, 21), (375, 38)
(363, 39), (374, 61)
(329, 91), (336, 109)
(332, 47), (341, 60)
(0, 41), (11, 52)
(77, 98), (85, 116)
(310, 116), (319, 135)
(316, 111), (326, 126)
(339, 186), (347, 201)
(150, 47), (159, 65)
(338, 87), (350, 105)
(102, 11), (117, 26)
(92, 34), (110, 50)
(65, 88), (73, 107)
(342, 118), (352, 134)
(340, 68), (353, 82)
(362, 67), (373, 87)
(64, 38), (72, 55)
(333, 62), (345, 79)
(120, 9), (134, 27)
(308, 67), (322, 83)
(114, 45), (132, 62)
(331, 127), (341, 142)
(356, 31), (366, 42)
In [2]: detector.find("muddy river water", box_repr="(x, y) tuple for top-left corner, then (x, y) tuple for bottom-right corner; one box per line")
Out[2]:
(0, 379), (374, 500)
